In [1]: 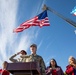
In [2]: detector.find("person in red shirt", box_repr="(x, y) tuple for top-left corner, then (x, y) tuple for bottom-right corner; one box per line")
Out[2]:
(45, 58), (64, 75)
(0, 61), (10, 75)
(65, 56), (76, 75)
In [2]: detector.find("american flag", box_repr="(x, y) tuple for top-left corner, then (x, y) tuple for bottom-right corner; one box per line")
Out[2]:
(71, 6), (76, 16)
(13, 10), (50, 33)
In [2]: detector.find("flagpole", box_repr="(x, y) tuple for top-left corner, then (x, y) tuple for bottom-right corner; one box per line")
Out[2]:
(42, 4), (76, 27)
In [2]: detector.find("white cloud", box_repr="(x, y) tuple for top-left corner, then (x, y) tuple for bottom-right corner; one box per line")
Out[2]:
(37, 40), (43, 50)
(0, 0), (18, 68)
(0, 0), (42, 68)
(14, 34), (31, 53)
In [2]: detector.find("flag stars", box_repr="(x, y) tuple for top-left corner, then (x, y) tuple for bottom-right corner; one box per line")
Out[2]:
(39, 20), (45, 27)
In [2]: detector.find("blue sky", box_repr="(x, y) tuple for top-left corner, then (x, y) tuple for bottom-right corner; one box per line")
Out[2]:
(0, 0), (76, 72)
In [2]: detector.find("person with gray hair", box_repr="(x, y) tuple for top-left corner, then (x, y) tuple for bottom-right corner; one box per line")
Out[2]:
(65, 56), (76, 75)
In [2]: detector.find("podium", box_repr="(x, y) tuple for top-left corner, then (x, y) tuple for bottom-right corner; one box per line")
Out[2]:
(6, 62), (41, 75)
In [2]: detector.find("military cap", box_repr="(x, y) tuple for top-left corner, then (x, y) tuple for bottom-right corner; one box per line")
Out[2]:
(30, 44), (37, 48)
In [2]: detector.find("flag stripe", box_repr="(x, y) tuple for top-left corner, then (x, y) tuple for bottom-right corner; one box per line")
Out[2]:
(13, 10), (50, 33)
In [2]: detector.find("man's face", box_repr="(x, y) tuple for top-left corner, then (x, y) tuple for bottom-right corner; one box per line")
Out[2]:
(30, 46), (36, 54)
(21, 51), (25, 55)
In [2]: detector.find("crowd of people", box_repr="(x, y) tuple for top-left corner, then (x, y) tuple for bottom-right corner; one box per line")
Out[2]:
(0, 44), (76, 75)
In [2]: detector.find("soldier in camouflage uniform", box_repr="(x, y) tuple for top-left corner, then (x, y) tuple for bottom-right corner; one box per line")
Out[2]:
(9, 50), (27, 63)
(26, 44), (46, 75)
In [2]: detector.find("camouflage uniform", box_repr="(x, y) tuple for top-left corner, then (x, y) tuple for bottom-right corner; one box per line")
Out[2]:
(9, 54), (25, 63)
(9, 54), (46, 75)
(24, 54), (46, 75)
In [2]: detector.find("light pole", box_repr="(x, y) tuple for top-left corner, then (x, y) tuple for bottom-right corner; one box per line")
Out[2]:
(42, 4), (76, 27)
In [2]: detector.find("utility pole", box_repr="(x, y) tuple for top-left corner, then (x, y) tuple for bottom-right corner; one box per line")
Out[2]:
(42, 4), (76, 27)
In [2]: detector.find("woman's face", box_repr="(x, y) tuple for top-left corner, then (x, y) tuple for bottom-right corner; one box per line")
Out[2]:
(50, 60), (56, 66)
(69, 57), (76, 64)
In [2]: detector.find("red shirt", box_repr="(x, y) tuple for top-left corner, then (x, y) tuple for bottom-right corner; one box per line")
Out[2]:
(0, 69), (2, 74)
(65, 65), (74, 75)
(0, 69), (9, 75)
(52, 69), (58, 75)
